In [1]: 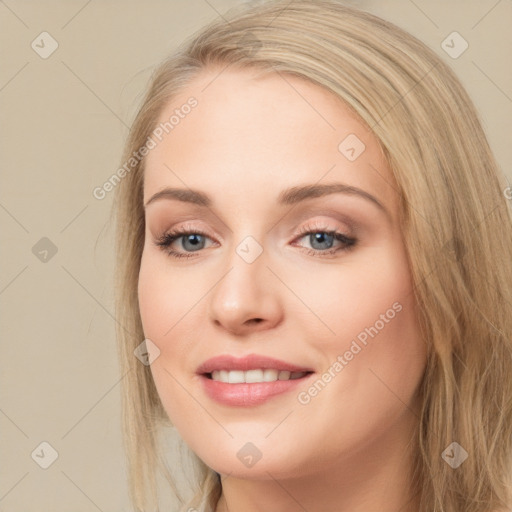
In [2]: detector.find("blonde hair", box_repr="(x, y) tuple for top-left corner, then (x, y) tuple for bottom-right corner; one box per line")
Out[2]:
(112, 1), (512, 510)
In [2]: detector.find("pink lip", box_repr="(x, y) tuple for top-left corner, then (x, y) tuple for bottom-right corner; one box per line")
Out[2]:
(196, 354), (315, 407)
(196, 353), (314, 374)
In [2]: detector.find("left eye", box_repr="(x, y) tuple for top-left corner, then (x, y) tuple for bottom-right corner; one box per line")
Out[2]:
(293, 228), (357, 256)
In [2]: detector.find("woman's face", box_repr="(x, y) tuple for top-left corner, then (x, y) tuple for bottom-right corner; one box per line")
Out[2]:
(138, 68), (427, 479)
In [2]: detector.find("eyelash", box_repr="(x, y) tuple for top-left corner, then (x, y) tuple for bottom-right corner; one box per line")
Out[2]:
(154, 221), (357, 260)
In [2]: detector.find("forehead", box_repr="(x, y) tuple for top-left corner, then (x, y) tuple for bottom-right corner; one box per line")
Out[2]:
(143, 67), (396, 218)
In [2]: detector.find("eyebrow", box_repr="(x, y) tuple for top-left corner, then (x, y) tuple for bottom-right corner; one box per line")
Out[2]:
(144, 183), (389, 217)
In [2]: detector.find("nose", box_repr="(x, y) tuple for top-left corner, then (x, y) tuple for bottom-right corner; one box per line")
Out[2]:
(208, 250), (283, 336)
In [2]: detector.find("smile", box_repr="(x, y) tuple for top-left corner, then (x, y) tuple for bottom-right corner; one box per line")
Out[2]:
(209, 369), (310, 383)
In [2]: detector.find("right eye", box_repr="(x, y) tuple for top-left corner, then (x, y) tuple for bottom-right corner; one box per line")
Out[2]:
(154, 228), (216, 259)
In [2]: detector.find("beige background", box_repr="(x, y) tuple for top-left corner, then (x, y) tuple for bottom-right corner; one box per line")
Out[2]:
(1, 0), (511, 510)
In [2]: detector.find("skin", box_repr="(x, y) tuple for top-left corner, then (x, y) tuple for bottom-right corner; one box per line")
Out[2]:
(138, 67), (428, 512)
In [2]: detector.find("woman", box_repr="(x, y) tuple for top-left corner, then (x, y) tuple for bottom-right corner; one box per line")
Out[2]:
(113, 1), (512, 511)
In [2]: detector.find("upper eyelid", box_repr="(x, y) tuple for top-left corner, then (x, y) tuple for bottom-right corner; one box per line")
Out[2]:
(146, 203), (360, 224)
(167, 219), (347, 234)
(156, 213), (354, 236)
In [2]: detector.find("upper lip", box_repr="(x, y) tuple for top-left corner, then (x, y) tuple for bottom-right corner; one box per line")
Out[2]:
(196, 354), (314, 374)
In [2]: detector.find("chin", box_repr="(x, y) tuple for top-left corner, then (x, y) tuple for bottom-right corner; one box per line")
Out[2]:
(197, 443), (307, 481)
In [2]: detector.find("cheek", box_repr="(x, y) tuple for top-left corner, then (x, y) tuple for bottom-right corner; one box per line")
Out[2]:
(137, 251), (201, 425)
(286, 245), (426, 464)
(315, 242), (426, 416)
(301, 238), (426, 392)
(294, 240), (418, 348)
(137, 249), (200, 341)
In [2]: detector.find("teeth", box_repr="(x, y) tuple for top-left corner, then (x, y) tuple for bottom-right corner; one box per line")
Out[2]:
(210, 369), (308, 383)
(228, 370), (245, 384)
(263, 369), (278, 382)
(246, 369), (263, 383)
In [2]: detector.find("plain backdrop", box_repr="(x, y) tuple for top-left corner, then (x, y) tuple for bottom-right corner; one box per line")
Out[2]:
(1, 0), (511, 510)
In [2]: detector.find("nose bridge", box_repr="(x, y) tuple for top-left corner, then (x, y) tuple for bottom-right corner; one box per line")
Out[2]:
(219, 208), (270, 272)
(215, 233), (268, 308)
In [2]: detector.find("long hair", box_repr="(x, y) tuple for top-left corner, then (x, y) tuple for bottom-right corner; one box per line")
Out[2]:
(112, 1), (512, 510)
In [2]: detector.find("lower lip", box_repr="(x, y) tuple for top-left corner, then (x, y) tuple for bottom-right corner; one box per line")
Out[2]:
(199, 373), (313, 406)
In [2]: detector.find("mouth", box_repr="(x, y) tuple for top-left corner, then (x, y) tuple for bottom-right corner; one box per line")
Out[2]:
(196, 354), (316, 406)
